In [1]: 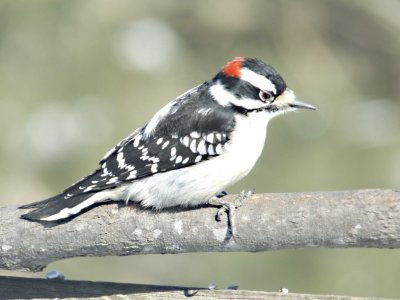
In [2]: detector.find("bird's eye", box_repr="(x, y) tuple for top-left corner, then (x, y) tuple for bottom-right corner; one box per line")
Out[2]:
(259, 90), (274, 102)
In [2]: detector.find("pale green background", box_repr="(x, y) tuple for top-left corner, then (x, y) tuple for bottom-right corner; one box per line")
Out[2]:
(0, 0), (399, 298)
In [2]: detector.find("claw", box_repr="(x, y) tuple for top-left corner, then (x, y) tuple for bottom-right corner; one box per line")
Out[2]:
(215, 207), (225, 222)
(213, 199), (236, 222)
(215, 191), (228, 198)
(208, 189), (254, 238)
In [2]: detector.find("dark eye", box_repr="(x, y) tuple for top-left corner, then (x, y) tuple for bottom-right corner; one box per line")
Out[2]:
(259, 90), (274, 102)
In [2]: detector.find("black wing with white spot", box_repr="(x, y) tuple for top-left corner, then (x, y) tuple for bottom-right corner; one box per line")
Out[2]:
(56, 85), (236, 197)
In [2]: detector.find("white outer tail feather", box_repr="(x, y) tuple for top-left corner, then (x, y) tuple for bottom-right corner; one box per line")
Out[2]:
(39, 187), (126, 221)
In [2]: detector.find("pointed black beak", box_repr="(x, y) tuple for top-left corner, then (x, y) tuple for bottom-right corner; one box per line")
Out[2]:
(277, 89), (316, 111)
(289, 99), (316, 110)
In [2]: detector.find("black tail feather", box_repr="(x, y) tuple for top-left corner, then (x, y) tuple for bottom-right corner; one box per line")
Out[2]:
(19, 195), (58, 210)
(20, 192), (99, 222)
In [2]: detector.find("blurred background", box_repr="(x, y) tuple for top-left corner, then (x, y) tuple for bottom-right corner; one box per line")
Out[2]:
(0, 0), (399, 298)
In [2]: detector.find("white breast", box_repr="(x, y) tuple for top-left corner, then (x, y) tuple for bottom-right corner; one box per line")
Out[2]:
(125, 112), (271, 209)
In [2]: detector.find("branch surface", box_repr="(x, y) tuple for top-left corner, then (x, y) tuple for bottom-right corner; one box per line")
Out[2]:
(1, 189), (399, 272)
(0, 276), (394, 300)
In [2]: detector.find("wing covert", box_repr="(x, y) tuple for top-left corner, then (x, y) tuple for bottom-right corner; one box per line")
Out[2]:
(57, 91), (236, 199)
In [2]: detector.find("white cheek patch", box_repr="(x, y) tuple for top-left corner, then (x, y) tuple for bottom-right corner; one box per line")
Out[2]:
(210, 83), (267, 110)
(240, 68), (276, 94)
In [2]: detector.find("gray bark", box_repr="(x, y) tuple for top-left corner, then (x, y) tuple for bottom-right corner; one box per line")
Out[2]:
(0, 275), (392, 300)
(1, 189), (399, 272)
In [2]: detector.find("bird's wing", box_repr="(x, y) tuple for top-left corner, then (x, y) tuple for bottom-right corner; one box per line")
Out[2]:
(57, 91), (236, 199)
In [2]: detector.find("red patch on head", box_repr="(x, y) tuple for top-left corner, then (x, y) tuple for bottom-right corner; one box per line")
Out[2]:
(223, 57), (244, 78)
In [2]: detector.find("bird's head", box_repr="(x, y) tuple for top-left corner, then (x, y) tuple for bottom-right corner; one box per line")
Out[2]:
(210, 57), (316, 116)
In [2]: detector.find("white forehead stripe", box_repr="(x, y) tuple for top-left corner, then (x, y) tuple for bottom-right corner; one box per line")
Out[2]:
(210, 83), (267, 110)
(240, 68), (276, 94)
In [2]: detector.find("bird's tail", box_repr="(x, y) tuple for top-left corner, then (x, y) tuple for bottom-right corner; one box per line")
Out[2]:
(20, 191), (109, 222)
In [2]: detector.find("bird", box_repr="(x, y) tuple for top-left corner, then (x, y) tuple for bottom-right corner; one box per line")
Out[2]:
(20, 57), (315, 222)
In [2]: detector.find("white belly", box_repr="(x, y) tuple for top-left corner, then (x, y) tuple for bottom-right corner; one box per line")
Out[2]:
(125, 112), (270, 209)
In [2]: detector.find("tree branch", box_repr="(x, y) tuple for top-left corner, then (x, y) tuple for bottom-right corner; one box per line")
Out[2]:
(0, 275), (394, 300)
(1, 189), (399, 272)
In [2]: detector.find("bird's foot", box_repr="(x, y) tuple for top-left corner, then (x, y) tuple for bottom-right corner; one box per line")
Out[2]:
(208, 189), (254, 237)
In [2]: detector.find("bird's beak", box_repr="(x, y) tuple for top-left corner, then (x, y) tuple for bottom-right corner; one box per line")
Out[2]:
(277, 89), (316, 110)
(289, 99), (316, 110)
